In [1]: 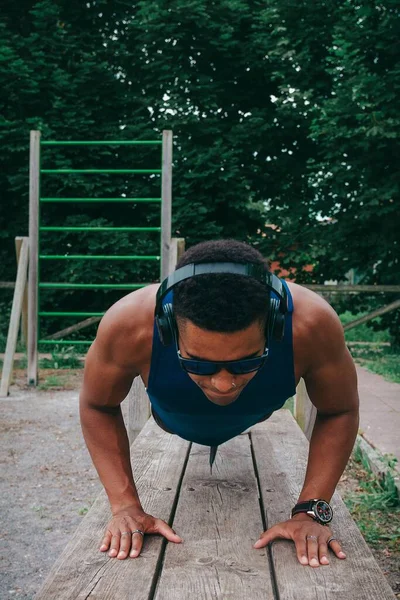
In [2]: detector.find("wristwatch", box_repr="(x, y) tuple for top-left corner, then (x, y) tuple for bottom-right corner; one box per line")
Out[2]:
(291, 499), (333, 525)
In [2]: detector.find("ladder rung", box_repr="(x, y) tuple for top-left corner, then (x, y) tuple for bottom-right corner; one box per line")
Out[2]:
(39, 227), (161, 232)
(39, 283), (148, 289)
(41, 140), (162, 146)
(38, 340), (93, 345)
(40, 197), (162, 203)
(41, 169), (161, 174)
(39, 255), (160, 261)
(39, 312), (104, 317)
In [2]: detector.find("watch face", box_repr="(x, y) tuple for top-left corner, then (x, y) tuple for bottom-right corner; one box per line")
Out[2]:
(315, 500), (333, 523)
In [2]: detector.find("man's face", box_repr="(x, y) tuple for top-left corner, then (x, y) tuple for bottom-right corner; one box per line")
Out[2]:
(177, 319), (265, 406)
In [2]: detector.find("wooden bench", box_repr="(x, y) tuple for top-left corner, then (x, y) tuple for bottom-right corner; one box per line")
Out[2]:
(34, 410), (395, 599)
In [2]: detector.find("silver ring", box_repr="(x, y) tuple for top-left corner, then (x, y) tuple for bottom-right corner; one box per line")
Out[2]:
(131, 529), (144, 537)
(306, 535), (318, 541)
(327, 536), (337, 546)
(121, 531), (131, 536)
(231, 382), (237, 388)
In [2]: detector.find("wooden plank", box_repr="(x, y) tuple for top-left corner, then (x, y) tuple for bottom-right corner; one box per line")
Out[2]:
(28, 130), (41, 386)
(251, 410), (396, 599)
(44, 316), (101, 340)
(0, 281), (15, 289)
(0, 237), (29, 396)
(294, 378), (316, 441)
(343, 299), (400, 332)
(127, 377), (151, 444)
(35, 418), (190, 600)
(15, 237), (29, 347)
(161, 130), (173, 281)
(155, 435), (274, 600)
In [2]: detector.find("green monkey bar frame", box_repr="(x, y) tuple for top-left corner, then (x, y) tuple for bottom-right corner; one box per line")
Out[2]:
(27, 131), (173, 385)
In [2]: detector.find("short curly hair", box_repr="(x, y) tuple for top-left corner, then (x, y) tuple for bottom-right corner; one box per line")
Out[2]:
(173, 239), (271, 333)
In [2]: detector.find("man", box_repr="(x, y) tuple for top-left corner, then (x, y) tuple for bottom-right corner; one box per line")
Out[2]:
(80, 239), (359, 568)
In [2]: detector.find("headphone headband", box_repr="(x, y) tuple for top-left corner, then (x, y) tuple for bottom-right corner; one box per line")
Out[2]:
(155, 261), (288, 315)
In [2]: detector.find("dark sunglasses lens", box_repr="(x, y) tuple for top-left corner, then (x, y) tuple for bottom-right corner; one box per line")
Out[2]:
(180, 359), (217, 376)
(228, 358), (266, 374)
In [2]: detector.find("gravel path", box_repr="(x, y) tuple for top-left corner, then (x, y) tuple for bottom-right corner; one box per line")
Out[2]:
(0, 382), (103, 599)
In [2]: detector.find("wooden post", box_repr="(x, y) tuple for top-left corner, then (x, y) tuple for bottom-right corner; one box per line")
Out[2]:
(28, 130), (41, 386)
(294, 378), (317, 441)
(126, 237), (185, 444)
(0, 238), (29, 396)
(161, 130), (173, 281)
(127, 378), (152, 445)
(167, 237), (186, 275)
(15, 237), (29, 347)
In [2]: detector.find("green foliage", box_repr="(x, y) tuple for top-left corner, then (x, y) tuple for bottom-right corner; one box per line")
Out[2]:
(343, 451), (400, 550)
(39, 345), (82, 369)
(0, 1), (399, 344)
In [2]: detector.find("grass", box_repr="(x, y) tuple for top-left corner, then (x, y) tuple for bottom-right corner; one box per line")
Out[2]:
(338, 311), (400, 383)
(341, 447), (400, 552)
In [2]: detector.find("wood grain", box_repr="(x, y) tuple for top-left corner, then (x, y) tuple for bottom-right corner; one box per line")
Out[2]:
(127, 377), (151, 444)
(251, 410), (396, 599)
(35, 419), (190, 600)
(28, 130), (40, 385)
(0, 237), (29, 396)
(155, 435), (274, 600)
(294, 378), (317, 441)
(161, 130), (172, 281)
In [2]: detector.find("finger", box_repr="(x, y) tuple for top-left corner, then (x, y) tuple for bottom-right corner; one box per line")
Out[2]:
(329, 538), (346, 559)
(108, 533), (121, 558)
(130, 531), (144, 558)
(306, 536), (320, 568)
(100, 530), (112, 552)
(117, 531), (133, 560)
(253, 525), (290, 549)
(153, 519), (183, 543)
(318, 542), (330, 565)
(294, 539), (309, 566)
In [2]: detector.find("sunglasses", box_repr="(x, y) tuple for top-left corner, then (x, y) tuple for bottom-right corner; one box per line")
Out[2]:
(176, 342), (269, 376)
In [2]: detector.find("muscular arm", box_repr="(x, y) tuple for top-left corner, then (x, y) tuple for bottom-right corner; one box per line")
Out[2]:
(79, 311), (142, 513)
(298, 313), (359, 503)
(255, 293), (359, 566)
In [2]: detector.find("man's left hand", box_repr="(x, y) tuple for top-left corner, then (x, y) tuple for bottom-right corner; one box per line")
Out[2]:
(253, 514), (346, 567)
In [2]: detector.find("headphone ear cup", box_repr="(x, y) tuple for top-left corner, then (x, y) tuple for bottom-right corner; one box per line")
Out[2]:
(266, 297), (285, 342)
(156, 303), (175, 346)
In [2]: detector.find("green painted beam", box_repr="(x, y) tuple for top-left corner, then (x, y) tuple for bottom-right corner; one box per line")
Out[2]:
(38, 339), (93, 345)
(41, 169), (161, 174)
(39, 255), (160, 261)
(39, 283), (148, 289)
(41, 140), (162, 146)
(40, 197), (162, 203)
(39, 312), (104, 317)
(40, 227), (160, 232)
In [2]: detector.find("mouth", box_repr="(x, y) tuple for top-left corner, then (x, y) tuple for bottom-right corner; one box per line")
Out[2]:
(202, 388), (243, 404)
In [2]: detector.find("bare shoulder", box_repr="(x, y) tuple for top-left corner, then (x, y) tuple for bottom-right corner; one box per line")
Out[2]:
(93, 284), (159, 370)
(287, 282), (347, 376)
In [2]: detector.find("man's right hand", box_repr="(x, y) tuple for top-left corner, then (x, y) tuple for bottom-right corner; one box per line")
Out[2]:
(100, 507), (183, 559)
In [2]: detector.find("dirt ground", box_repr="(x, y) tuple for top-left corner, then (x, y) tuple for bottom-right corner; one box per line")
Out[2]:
(1, 369), (399, 599)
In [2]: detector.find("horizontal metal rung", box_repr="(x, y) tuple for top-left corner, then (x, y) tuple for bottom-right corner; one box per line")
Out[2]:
(40, 197), (162, 203)
(41, 140), (162, 146)
(39, 255), (160, 261)
(39, 283), (148, 289)
(39, 227), (161, 232)
(39, 312), (104, 317)
(38, 340), (93, 345)
(41, 169), (161, 174)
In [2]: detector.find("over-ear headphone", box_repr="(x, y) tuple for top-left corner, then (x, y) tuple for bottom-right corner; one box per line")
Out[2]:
(155, 262), (288, 347)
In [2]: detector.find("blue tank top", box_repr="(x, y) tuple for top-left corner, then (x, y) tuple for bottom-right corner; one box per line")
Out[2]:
(147, 281), (295, 447)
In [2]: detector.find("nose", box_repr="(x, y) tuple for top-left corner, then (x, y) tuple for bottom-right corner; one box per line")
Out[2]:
(210, 369), (235, 393)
